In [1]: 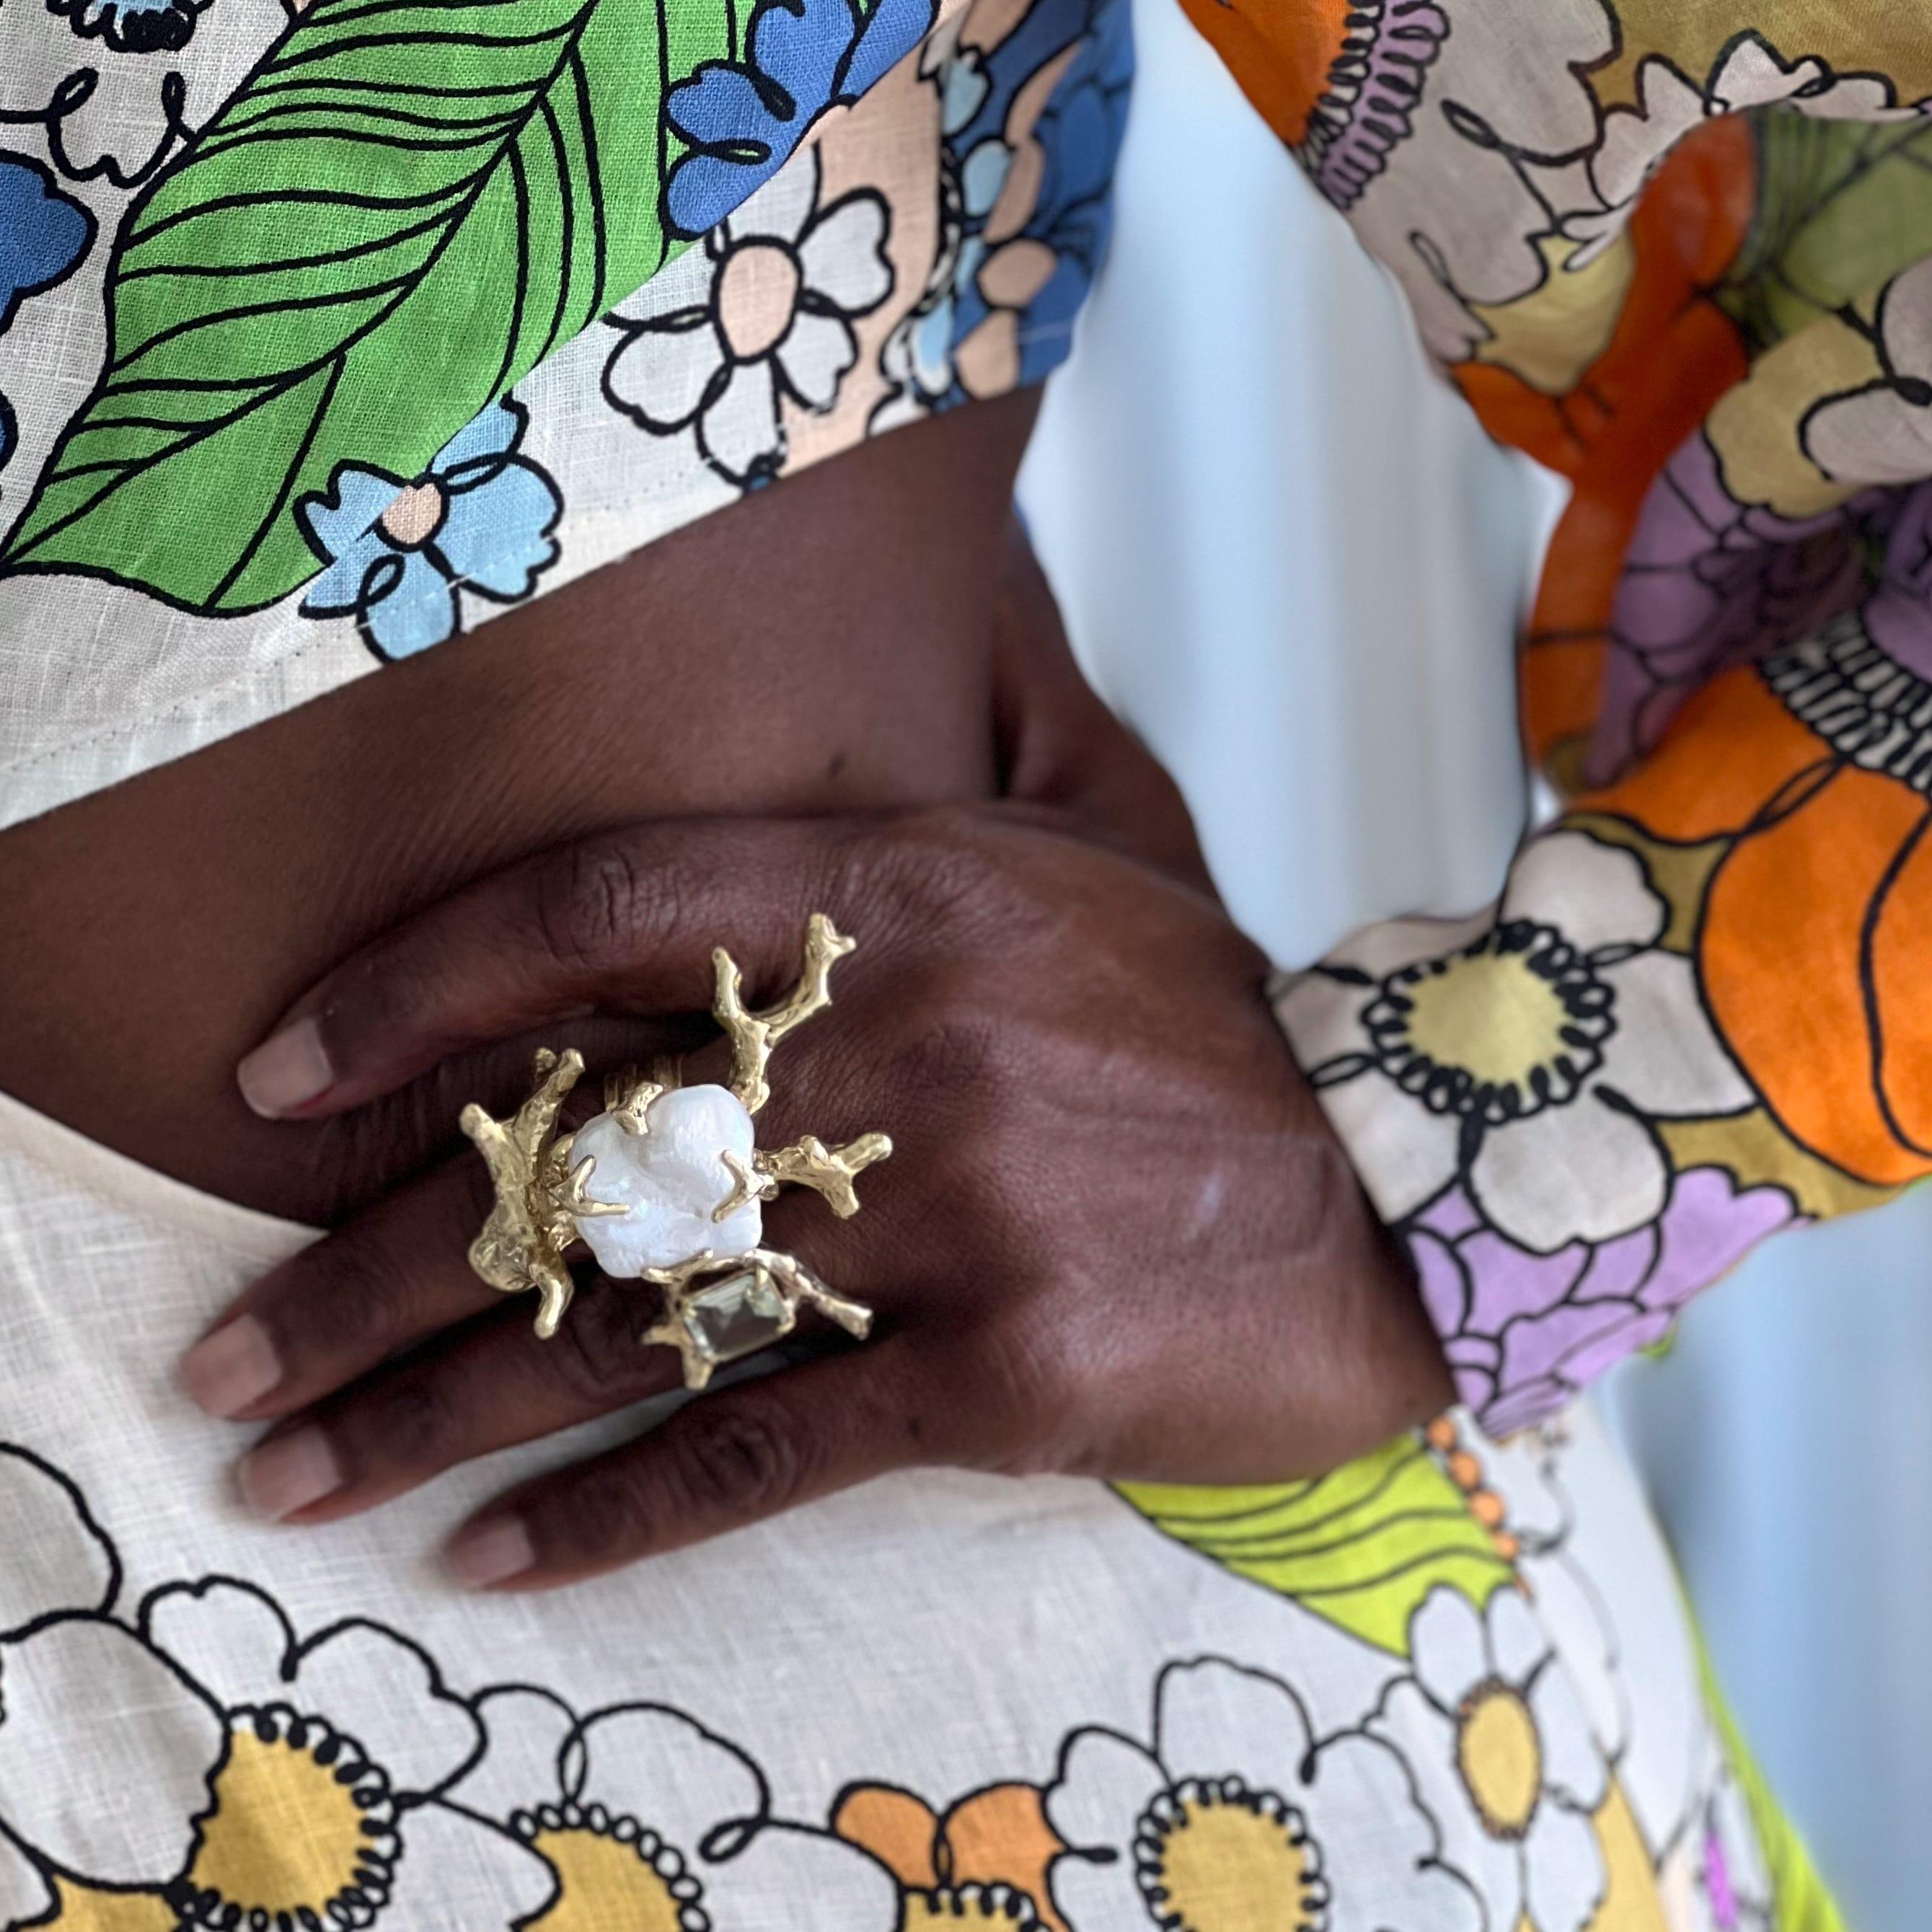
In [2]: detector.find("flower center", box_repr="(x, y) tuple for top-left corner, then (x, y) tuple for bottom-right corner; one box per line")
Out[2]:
(1364, 920), (1613, 1124)
(516, 1801), (708, 1932)
(1763, 607), (1932, 795)
(168, 1706), (399, 1926)
(1456, 1681), (1543, 1840)
(903, 1882), (1044, 1927)
(1133, 1778), (1328, 1932)
(378, 478), (447, 549)
(715, 242), (801, 361)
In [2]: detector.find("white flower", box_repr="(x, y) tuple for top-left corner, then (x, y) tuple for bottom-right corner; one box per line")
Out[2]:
(0, 1445), (229, 1928)
(138, 1579), (553, 1928)
(1045, 1657), (1480, 1932)
(1463, 1422), (1633, 1769)
(451, 1686), (899, 1931)
(602, 146), (891, 486)
(1276, 829), (1753, 1253)
(1558, 34), (1919, 263)
(1374, 1587), (1610, 1932)
(1803, 252), (1932, 487)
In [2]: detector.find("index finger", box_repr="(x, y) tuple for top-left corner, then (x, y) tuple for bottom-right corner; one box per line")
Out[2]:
(235, 814), (852, 1119)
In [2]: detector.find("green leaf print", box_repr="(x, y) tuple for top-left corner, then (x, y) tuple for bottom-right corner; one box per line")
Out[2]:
(1117, 1435), (1516, 1658)
(1721, 117), (1932, 353)
(1, 0), (727, 612)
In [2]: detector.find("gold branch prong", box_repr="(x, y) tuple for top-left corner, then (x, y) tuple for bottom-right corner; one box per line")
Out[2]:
(715, 912), (856, 1114)
(560, 1152), (628, 1219)
(713, 1148), (777, 1222)
(756, 1132), (893, 1218)
(760, 1249), (873, 1339)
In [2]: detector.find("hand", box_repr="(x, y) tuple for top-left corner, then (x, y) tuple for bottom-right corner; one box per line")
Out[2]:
(181, 550), (1450, 1592)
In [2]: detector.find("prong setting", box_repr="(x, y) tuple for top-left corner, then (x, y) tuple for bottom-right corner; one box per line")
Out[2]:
(460, 917), (890, 1383)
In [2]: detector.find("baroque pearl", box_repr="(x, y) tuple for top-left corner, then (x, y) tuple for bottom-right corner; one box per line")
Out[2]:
(569, 1085), (762, 1277)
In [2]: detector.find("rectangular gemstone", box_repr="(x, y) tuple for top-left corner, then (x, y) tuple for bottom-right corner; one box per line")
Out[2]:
(684, 1267), (792, 1364)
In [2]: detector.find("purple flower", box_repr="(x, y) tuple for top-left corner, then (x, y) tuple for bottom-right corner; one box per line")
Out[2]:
(1409, 1168), (1801, 1434)
(1587, 428), (1883, 782)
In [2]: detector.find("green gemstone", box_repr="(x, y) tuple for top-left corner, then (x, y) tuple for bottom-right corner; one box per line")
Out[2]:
(684, 1268), (791, 1364)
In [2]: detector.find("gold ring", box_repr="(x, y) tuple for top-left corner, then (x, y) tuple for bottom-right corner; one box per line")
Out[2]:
(459, 914), (891, 1390)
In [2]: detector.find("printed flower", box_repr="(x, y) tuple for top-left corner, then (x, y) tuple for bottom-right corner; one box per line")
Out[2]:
(0, 0), (282, 183)
(1693, 1760), (1773, 1932)
(1585, 430), (1879, 782)
(137, 1579), (554, 1928)
(876, 0), (1126, 417)
(451, 1686), (898, 1929)
(1804, 255), (1932, 490)
(834, 1779), (1064, 1928)
(1427, 1417), (1633, 1763)
(1562, 35), (1915, 264)
(1584, 541), (1932, 1192)
(0, 1445), (227, 1927)
(1413, 1168), (1801, 1434)
(50, 0), (208, 56)
(603, 149), (891, 488)
(0, 153), (94, 338)
(1374, 1587), (1609, 1932)
(1046, 1657), (1480, 1932)
(0, 152), (94, 475)
(664, 0), (935, 237)
(1277, 829), (1755, 1256)
(298, 397), (563, 661)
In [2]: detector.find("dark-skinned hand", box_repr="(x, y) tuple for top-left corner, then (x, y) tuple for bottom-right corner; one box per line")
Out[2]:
(180, 542), (1452, 1592)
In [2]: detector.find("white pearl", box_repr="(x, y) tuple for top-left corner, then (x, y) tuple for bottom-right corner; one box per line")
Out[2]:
(569, 1085), (762, 1276)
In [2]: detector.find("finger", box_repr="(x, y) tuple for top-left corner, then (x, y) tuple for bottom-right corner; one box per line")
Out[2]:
(231, 1279), (691, 1523)
(441, 1343), (948, 1590)
(179, 1153), (502, 1422)
(234, 814), (855, 1119)
(991, 515), (1214, 894)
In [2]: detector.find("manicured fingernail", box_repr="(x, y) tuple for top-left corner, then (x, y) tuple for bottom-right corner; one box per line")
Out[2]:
(180, 1314), (281, 1419)
(445, 1517), (535, 1590)
(238, 1426), (341, 1521)
(237, 1017), (332, 1118)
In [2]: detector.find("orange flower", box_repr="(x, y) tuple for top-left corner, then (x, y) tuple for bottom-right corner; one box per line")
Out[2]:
(833, 1781), (1067, 1929)
(1583, 654), (1932, 1186)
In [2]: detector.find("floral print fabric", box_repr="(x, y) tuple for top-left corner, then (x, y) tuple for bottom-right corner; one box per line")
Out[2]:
(0, 0), (1128, 822)
(1179, 1), (1932, 1433)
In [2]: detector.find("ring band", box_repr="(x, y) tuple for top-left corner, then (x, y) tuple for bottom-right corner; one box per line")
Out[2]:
(459, 914), (891, 1389)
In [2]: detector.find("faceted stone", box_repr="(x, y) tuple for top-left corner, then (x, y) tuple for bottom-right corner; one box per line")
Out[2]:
(684, 1268), (792, 1366)
(569, 1085), (762, 1277)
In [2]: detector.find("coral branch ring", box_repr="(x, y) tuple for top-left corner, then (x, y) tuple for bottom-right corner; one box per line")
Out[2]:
(459, 914), (891, 1390)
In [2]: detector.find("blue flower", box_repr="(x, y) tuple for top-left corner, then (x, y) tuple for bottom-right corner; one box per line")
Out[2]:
(298, 400), (563, 662)
(0, 151), (95, 472)
(48, 0), (209, 55)
(663, 0), (935, 237)
(0, 151), (95, 335)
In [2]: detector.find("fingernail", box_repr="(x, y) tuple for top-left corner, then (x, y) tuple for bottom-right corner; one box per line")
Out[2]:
(180, 1314), (281, 1419)
(445, 1517), (535, 1590)
(237, 1017), (332, 1118)
(238, 1426), (341, 1521)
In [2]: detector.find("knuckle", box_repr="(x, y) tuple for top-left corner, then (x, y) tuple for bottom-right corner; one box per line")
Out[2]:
(671, 1405), (804, 1519)
(546, 1284), (648, 1403)
(273, 1232), (409, 1367)
(354, 1369), (459, 1473)
(531, 837), (673, 975)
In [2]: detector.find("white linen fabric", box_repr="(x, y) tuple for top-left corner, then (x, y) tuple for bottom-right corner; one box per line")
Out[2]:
(0, 1080), (1768, 1931)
